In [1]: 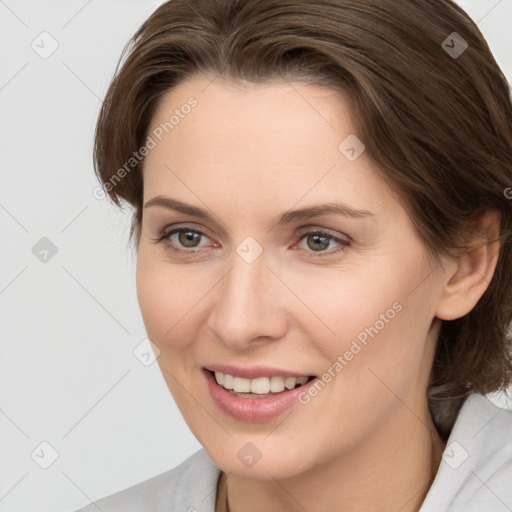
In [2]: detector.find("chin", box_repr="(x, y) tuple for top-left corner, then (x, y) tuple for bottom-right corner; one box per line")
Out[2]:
(205, 440), (315, 480)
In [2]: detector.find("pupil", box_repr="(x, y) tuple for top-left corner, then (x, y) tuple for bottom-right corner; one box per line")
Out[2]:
(308, 234), (329, 251)
(179, 231), (200, 247)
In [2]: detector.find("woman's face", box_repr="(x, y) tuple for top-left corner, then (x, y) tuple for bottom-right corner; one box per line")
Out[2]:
(136, 74), (449, 478)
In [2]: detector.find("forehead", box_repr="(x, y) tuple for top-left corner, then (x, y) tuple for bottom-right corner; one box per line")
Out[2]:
(141, 74), (395, 219)
(145, 73), (354, 161)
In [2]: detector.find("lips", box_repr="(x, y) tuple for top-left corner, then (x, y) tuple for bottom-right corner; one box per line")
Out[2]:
(202, 367), (318, 422)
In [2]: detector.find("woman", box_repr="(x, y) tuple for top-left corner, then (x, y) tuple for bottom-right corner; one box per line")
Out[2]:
(76, 0), (512, 510)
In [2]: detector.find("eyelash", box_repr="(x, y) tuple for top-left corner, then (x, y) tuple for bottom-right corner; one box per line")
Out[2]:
(152, 225), (350, 258)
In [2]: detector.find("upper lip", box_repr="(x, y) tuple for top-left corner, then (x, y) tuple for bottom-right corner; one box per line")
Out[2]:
(204, 364), (314, 379)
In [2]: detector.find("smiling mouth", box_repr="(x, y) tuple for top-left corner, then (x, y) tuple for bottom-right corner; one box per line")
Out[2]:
(208, 370), (316, 398)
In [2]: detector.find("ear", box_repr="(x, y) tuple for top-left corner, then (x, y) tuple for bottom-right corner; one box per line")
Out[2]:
(435, 209), (501, 321)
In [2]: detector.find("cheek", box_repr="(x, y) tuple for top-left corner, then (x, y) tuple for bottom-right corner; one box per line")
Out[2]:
(136, 251), (195, 346)
(135, 253), (205, 410)
(301, 260), (433, 392)
(286, 264), (406, 353)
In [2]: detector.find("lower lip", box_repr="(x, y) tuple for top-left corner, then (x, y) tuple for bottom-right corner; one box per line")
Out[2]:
(203, 369), (317, 422)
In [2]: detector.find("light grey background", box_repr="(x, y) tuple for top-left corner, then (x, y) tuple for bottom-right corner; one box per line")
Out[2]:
(1, 1), (511, 511)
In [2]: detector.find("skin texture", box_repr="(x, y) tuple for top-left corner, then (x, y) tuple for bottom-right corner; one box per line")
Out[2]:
(135, 73), (500, 512)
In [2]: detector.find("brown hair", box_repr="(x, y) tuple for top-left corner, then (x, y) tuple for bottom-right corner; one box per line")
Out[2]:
(94, 0), (512, 439)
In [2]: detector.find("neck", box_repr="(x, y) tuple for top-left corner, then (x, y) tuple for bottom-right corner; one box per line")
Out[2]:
(224, 404), (446, 512)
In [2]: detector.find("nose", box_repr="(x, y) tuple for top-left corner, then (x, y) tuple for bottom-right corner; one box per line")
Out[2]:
(207, 251), (288, 350)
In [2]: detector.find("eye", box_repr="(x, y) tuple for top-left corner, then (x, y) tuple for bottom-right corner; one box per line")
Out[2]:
(295, 229), (350, 257)
(153, 225), (350, 257)
(155, 226), (215, 253)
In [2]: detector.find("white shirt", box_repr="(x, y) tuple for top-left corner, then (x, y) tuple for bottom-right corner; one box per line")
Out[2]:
(73, 393), (512, 512)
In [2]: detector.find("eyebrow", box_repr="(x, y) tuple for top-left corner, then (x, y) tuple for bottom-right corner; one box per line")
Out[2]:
(143, 196), (374, 228)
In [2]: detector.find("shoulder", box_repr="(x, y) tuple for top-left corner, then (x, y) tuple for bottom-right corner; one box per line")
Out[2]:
(72, 448), (221, 512)
(421, 393), (512, 512)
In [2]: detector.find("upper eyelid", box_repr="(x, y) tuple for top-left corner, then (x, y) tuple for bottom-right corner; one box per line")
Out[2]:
(162, 224), (213, 240)
(163, 224), (349, 247)
(162, 223), (346, 238)
(296, 226), (350, 241)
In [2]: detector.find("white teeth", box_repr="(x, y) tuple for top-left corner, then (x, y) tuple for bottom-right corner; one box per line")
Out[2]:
(223, 373), (234, 390)
(269, 376), (285, 392)
(213, 371), (310, 395)
(284, 377), (296, 389)
(233, 377), (251, 393)
(250, 377), (270, 394)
